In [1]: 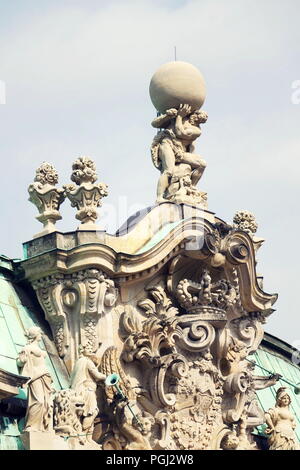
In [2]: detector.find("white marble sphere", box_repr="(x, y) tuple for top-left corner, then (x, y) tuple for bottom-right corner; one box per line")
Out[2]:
(149, 61), (206, 113)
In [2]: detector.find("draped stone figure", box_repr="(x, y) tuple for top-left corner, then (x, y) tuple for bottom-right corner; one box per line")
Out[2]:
(265, 387), (299, 450)
(70, 345), (106, 445)
(17, 327), (54, 432)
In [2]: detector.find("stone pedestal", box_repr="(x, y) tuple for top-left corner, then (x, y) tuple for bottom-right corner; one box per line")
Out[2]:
(21, 431), (69, 450)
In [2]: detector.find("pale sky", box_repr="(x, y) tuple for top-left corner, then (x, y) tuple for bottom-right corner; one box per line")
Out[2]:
(0, 0), (299, 346)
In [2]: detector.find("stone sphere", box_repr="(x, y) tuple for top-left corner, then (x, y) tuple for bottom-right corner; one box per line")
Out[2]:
(149, 61), (206, 113)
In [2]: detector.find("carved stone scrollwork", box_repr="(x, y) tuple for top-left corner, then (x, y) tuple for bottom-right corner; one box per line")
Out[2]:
(119, 283), (228, 450)
(231, 315), (264, 356)
(176, 318), (215, 352)
(122, 309), (179, 366)
(150, 354), (189, 408)
(32, 269), (118, 372)
(32, 275), (68, 357)
(202, 230), (221, 256)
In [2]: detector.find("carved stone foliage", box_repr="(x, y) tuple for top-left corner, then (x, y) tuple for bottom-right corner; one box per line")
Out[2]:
(53, 389), (85, 445)
(28, 162), (65, 237)
(64, 156), (108, 228)
(32, 269), (118, 372)
(113, 262), (277, 451)
(233, 210), (258, 237)
(118, 281), (227, 450)
(219, 313), (279, 445)
(138, 286), (179, 319)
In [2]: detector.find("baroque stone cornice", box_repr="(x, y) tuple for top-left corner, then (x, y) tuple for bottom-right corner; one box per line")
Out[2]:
(18, 216), (276, 316)
(0, 368), (29, 399)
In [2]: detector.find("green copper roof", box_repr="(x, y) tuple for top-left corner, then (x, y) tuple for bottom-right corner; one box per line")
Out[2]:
(0, 259), (69, 393)
(254, 335), (300, 440)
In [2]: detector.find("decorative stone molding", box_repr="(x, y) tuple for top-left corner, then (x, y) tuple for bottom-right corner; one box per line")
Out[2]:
(32, 269), (118, 372)
(28, 162), (65, 238)
(233, 210), (258, 237)
(0, 368), (29, 399)
(64, 156), (108, 229)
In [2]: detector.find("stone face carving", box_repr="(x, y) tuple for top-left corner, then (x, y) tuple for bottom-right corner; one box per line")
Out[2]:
(28, 162), (65, 238)
(233, 210), (258, 237)
(265, 387), (299, 450)
(16, 327), (54, 432)
(32, 269), (118, 373)
(64, 156), (108, 229)
(151, 105), (208, 206)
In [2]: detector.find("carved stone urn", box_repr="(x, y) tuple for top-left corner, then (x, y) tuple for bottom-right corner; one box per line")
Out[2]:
(64, 156), (108, 230)
(28, 162), (65, 238)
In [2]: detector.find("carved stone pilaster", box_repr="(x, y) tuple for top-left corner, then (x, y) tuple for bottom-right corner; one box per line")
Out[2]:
(32, 269), (118, 372)
(64, 156), (108, 229)
(28, 162), (65, 238)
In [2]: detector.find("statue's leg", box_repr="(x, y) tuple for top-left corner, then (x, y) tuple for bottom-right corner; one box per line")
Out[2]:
(190, 168), (203, 186)
(156, 143), (175, 202)
(181, 154), (206, 185)
(82, 411), (98, 443)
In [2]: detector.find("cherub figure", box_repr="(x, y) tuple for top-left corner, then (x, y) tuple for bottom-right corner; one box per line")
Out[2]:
(151, 104), (208, 204)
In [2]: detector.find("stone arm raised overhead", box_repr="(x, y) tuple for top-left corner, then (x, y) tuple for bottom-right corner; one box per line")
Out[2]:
(171, 104), (202, 142)
(151, 109), (177, 129)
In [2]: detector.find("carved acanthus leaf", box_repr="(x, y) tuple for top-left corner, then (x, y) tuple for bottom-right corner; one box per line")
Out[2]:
(138, 286), (179, 319)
